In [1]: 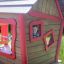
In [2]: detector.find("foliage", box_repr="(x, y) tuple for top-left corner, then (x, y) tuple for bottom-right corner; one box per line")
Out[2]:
(60, 36), (64, 64)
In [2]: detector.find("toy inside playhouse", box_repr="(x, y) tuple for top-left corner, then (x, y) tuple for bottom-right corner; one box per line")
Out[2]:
(0, 24), (12, 54)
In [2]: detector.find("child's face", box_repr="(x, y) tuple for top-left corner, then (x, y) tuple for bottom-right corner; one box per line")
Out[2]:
(33, 26), (38, 34)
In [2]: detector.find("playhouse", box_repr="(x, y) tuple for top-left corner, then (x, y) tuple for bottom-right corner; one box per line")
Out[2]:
(0, 0), (63, 64)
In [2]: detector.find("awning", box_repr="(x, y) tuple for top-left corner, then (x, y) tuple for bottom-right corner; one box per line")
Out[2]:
(0, 0), (37, 13)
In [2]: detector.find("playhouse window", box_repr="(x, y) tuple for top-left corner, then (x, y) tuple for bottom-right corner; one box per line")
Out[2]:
(32, 24), (41, 38)
(30, 21), (44, 42)
(0, 19), (16, 59)
(0, 24), (12, 54)
(46, 34), (54, 47)
(43, 29), (55, 51)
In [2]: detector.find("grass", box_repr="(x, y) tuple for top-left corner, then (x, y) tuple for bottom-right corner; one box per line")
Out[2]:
(60, 36), (64, 64)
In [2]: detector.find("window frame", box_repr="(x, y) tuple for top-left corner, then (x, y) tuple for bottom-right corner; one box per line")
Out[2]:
(0, 18), (16, 59)
(30, 20), (44, 42)
(43, 29), (55, 51)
